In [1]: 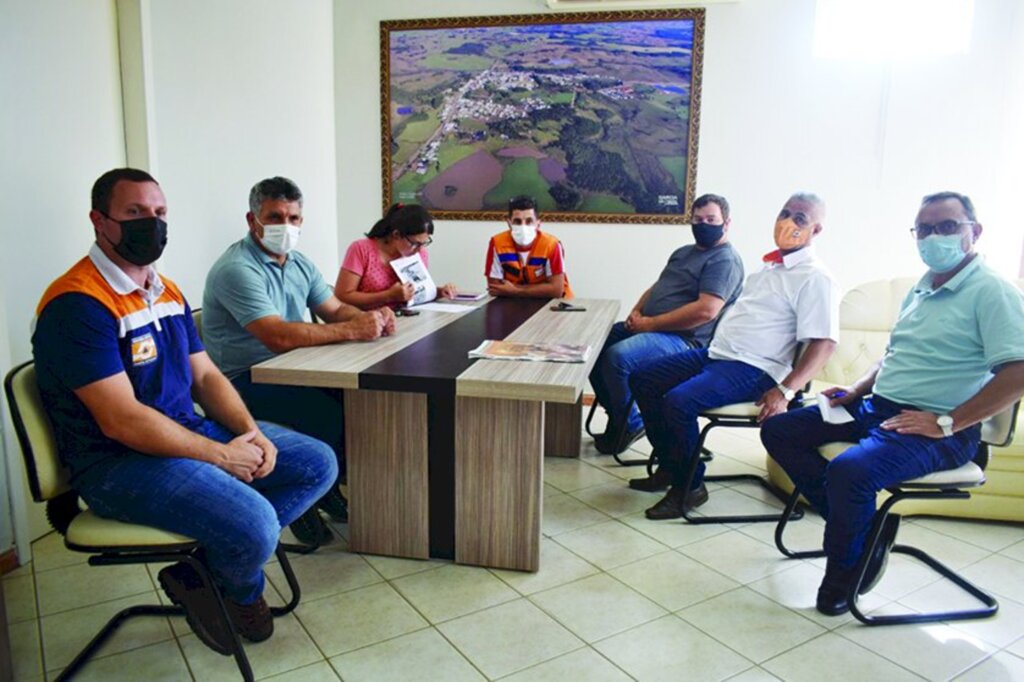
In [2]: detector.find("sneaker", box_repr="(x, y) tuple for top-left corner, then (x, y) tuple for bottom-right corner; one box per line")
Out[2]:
(289, 507), (331, 547)
(644, 484), (709, 520)
(158, 562), (234, 655)
(226, 596), (273, 642)
(316, 487), (349, 523)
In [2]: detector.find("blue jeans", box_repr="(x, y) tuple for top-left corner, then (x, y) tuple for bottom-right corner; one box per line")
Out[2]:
(630, 348), (776, 489)
(75, 419), (336, 604)
(760, 396), (980, 568)
(589, 322), (694, 435)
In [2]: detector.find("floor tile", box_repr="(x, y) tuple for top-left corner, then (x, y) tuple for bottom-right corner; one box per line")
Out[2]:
(678, 587), (825, 663)
(499, 646), (631, 681)
(264, 544), (382, 604)
(64, 639), (190, 681)
(391, 564), (519, 623)
(544, 459), (622, 493)
(4, 562), (33, 579)
(179, 613), (324, 681)
(912, 518), (1024, 553)
(737, 513), (824, 552)
(999, 538), (1024, 563)
(530, 573), (666, 642)
(9, 619), (44, 680)
(330, 628), (484, 681)
(264, 661), (341, 681)
(836, 616), (996, 680)
(360, 554), (445, 580)
(296, 582), (428, 656)
(610, 550), (739, 611)
(620, 511), (732, 548)
(1007, 635), (1024, 658)
(902, 580), (1024, 648)
(677, 530), (794, 584)
(542, 493), (610, 537)
(438, 599), (583, 679)
(35, 562), (154, 616)
(960, 554), (1024, 605)
(570, 482), (656, 518)
(30, 532), (88, 573)
(761, 632), (921, 681)
(552, 521), (667, 570)
(868, 553), (945, 602)
(3, 573), (37, 624)
(593, 615), (752, 681)
(725, 667), (782, 681)
(491, 538), (599, 596)
(40, 593), (173, 671)
(954, 651), (1024, 681)
(691, 486), (784, 519)
(893, 522), (993, 569)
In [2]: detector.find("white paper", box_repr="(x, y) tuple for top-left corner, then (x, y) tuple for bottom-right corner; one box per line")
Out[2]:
(414, 302), (475, 314)
(817, 393), (854, 424)
(390, 253), (437, 306)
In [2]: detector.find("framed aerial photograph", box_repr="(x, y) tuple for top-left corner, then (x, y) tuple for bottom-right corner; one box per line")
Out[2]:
(380, 9), (705, 224)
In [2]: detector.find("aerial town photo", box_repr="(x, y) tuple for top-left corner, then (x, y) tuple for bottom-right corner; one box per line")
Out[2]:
(385, 16), (699, 218)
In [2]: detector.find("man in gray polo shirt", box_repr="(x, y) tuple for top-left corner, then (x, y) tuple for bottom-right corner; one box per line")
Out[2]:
(589, 193), (744, 455)
(203, 176), (395, 544)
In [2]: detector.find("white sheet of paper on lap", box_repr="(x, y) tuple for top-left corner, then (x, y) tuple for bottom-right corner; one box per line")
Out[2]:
(817, 392), (854, 424)
(390, 253), (437, 306)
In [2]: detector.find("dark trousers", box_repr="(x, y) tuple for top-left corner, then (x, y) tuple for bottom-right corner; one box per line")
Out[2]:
(760, 395), (980, 568)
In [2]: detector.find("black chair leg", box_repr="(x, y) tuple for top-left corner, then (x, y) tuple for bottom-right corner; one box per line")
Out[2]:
(774, 488), (823, 559)
(269, 545), (303, 616)
(584, 398), (600, 438)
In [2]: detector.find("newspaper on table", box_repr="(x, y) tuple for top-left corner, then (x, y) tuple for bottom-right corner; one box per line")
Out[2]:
(390, 253), (436, 306)
(469, 340), (592, 364)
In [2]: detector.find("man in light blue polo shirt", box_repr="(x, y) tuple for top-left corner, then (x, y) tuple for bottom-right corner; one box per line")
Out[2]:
(204, 176), (395, 544)
(762, 191), (1024, 616)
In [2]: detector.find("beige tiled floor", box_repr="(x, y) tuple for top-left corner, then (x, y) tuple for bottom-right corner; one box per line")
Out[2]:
(6, 421), (1024, 681)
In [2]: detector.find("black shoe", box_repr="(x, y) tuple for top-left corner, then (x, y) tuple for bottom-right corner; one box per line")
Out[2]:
(226, 596), (274, 642)
(594, 427), (645, 455)
(644, 484), (709, 520)
(629, 467), (673, 492)
(158, 562), (234, 655)
(816, 561), (855, 616)
(316, 487), (349, 523)
(858, 514), (900, 595)
(289, 507), (331, 547)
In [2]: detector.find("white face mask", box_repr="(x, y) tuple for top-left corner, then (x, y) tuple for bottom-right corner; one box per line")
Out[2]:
(258, 222), (301, 255)
(510, 223), (538, 247)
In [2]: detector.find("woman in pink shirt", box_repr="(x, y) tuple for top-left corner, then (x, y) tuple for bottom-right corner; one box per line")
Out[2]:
(336, 203), (456, 309)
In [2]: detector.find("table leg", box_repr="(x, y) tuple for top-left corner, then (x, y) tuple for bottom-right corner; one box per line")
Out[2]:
(345, 389), (429, 559)
(544, 397), (583, 458)
(454, 396), (543, 572)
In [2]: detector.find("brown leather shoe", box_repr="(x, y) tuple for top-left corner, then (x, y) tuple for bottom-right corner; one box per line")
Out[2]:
(226, 596), (274, 642)
(628, 467), (673, 492)
(158, 562), (234, 655)
(644, 484), (709, 520)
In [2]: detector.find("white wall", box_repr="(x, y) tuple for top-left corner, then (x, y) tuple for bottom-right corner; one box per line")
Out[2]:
(334, 0), (1024, 313)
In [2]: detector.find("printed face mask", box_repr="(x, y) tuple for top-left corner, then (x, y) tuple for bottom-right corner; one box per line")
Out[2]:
(258, 222), (301, 255)
(917, 233), (967, 273)
(774, 218), (811, 251)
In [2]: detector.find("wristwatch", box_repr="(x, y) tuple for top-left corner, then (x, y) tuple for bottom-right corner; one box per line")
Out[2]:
(777, 383), (797, 401)
(937, 414), (954, 437)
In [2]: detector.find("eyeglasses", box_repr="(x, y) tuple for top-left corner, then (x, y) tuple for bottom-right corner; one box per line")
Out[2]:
(404, 235), (432, 251)
(910, 220), (975, 239)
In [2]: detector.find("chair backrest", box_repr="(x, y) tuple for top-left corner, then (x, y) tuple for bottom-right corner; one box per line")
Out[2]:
(3, 361), (71, 502)
(192, 307), (203, 343)
(818, 277), (916, 386)
(982, 401), (1020, 448)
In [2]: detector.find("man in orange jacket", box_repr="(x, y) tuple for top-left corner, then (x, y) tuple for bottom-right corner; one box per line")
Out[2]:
(485, 195), (573, 299)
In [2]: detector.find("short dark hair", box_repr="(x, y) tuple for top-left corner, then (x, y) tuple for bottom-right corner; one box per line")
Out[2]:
(508, 195), (538, 218)
(91, 168), (158, 214)
(366, 203), (434, 239)
(249, 176), (303, 214)
(921, 191), (976, 222)
(692, 193), (730, 221)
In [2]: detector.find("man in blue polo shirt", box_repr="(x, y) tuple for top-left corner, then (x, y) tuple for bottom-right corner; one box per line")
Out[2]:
(203, 176), (394, 544)
(589, 193), (744, 454)
(32, 168), (337, 651)
(761, 191), (1024, 616)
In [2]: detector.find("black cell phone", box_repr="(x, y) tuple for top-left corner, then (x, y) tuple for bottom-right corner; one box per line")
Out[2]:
(550, 301), (586, 312)
(396, 308), (420, 317)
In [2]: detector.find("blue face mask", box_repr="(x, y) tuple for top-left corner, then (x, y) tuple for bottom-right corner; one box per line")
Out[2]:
(917, 234), (967, 273)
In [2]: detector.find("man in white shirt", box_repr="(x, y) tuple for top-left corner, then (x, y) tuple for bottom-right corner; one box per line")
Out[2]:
(628, 193), (841, 520)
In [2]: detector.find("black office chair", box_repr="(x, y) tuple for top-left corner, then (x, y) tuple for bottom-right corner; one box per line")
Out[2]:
(774, 401), (1020, 625)
(5, 361), (305, 680)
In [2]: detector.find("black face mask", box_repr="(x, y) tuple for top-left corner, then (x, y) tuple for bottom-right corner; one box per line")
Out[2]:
(692, 222), (724, 248)
(104, 215), (168, 266)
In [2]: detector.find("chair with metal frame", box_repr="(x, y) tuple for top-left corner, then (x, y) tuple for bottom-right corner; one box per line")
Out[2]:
(774, 400), (1019, 625)
(4, 360), (305, 681)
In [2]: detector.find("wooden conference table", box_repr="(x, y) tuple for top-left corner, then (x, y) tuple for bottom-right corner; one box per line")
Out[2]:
(252, 297), (618, 571)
